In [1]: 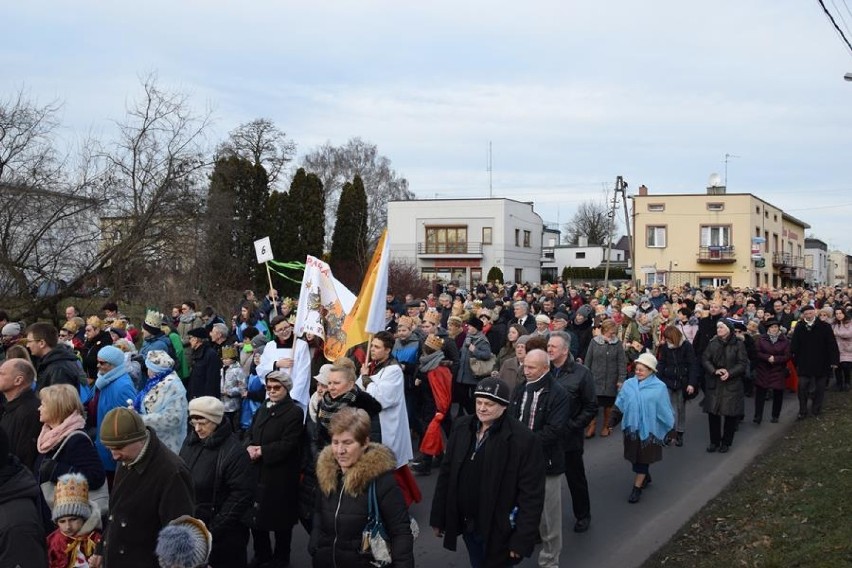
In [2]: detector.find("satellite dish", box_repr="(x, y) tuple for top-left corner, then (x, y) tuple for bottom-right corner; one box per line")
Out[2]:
(708, 173), (723, 187)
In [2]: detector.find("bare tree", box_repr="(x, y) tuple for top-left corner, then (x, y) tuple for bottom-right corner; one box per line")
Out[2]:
(564, 200), (615, 245)
(301, 137), (413, 249)
(217, 118), (295, 187)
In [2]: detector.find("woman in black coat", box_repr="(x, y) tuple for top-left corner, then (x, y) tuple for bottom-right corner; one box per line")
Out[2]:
(753, 320), (791, 424)
(245, 370), (305, 567)
(701, 319), (748, 453)
(180, 396), (254, 568)
(655, 326), (700, 447)
(80, 316), (112, 381)
(310, 407), (413, 568)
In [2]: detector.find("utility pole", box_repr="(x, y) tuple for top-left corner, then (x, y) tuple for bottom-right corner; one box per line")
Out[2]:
(604, 175), (630, 289)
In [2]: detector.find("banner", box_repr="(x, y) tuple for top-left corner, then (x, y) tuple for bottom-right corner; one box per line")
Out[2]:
(324, 230), (390, 360)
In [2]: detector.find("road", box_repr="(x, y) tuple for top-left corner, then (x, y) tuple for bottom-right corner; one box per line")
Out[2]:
(287, 392), (799, 567)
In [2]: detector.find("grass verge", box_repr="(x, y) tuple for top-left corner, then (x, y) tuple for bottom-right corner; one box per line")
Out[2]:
(643, 391), (852, 568)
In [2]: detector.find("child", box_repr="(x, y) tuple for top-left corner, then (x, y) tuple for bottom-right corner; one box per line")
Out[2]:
(46, 473), (103, 568)
(155, 515), (211, 568)
(220, 345), (247, 432)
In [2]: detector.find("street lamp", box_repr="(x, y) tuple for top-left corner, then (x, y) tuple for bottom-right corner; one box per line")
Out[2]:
(845, 73), (852, 81)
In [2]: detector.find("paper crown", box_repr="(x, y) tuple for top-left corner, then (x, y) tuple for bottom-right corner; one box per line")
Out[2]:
(425, 334), (444, 351)
(422, 310), (442, 325)
(52, 473), (91, 521)
(144, 309), (164, 329)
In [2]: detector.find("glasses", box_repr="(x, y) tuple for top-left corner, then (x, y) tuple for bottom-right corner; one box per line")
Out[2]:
(273, 326), (291, 334)
(189, 416), (210, 426)
(266, 384), (283, 392)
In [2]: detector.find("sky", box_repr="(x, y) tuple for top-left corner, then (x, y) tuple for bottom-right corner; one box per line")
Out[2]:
(3, 1), (852, 250)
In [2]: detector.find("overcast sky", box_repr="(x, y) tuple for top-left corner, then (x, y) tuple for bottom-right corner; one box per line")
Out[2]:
(4, 1), (852, 250)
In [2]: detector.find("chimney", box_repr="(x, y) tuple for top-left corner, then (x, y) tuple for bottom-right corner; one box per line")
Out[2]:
(638, 185), (648, 196)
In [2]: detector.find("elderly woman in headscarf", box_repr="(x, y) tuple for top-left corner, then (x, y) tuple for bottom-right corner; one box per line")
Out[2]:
(608, 353), (674, 504)
(132, 350), (188, 454)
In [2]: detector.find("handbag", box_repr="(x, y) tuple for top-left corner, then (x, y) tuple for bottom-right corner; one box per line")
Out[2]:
(40, 431), (110, 517)
(360, 480), (392, 567)
(470, 353), (498, 378)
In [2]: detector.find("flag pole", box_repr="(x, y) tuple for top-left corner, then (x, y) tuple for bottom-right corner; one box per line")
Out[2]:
(265, 261), (278, 316)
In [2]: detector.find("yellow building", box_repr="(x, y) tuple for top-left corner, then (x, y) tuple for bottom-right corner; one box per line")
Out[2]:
(632, 184), (810, 289)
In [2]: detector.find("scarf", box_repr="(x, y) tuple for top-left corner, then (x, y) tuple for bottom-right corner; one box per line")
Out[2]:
(95, 362), (128, 391)
(133, 369), (173, 412)
(179, 312), (197, 324)
(36, 412), (87, 454)
(318, 389), (358, 434)
(419, 349), (444, 373)
(767, 331), (781, 344)
(614, 374), (674, 446)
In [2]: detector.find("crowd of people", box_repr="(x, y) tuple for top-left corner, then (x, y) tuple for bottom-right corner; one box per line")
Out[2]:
(0, 279), (849, 567)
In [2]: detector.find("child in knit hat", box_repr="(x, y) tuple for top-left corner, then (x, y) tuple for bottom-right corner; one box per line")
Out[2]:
(220, 345), (247, 431)
(46, 473), (103, 568)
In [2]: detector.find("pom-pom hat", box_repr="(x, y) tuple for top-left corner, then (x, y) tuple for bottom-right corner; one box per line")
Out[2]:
(52, 473), (92, 521)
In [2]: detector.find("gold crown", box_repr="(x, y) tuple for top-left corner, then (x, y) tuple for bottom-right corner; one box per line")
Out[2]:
(145, 309), (163, 328)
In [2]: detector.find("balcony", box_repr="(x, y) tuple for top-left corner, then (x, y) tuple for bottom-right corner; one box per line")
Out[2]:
(773, 252), (805, 269)
(416, 242), (484, 258)
(697, 245), (736, 264)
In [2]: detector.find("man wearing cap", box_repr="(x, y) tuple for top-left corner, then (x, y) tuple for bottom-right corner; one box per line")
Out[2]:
(186, 327), (222, 400)
(790, 304), (839, 419)
(1, 322), (25, 357)
(0, 359), (42, 471)
(431, 378), (545, 567)
(25, 322), (86, 391)
(509, 349), (570, 568)
(92, 345), (137, 480)
(96, 407), (194, 568)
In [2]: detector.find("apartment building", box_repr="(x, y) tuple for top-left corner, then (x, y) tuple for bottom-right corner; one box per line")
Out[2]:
(632, 183), (810, 289)
(804, 238), (829, 286)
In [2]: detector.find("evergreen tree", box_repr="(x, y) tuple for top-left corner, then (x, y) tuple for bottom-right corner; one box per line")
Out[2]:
(288, 168), (326, 261)
(330, 175), (368, 291)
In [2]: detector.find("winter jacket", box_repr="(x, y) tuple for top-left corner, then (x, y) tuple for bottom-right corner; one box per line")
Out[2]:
(791, 318), (840, 377)
(430, 414), (545, 568)
(245, 393), (304, 530)
(187, 341), (222, 400)
(392, 335), (421, 389)
(693, 314), (721, 359)
(138, 332), (173, 363)
(754, 334), (791, 390)
(103, 429), (195, 568)
(310, 443), (413, 568)
(220, 363), (246, 413)
(701, 335), (748, 417)
(497, 356), (525, 390)
(176, 313), (202, 345)
(833, 321), (852, 363)
(584, 335), (627, 398)
(80, 331), (112, 380)
(166, 331), (190, 380)
(0, 456), (48, 568)
(34, 429), (106, 520)
(509, 375), (570, 475)
(0, 388), (42, 471)
(94, 371), (136, 473)
(138, 373), (187, 455)
(180, 420), (254, 564)
(35, 344), (86, 391)
(315, 387), (383, 451)
(457, 331), (493, 385)
(657, 339), (700, 391)
(571, 319), (594, 361)
(549, 357), (597, 452)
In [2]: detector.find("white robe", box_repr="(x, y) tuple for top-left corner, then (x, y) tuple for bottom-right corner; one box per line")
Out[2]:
(357, 362), (413, 468)
(256, 338), (311, 418)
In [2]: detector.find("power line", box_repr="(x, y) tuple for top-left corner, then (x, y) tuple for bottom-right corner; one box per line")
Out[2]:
(829, 0), (852, 42)
(816, 0), (852, 55)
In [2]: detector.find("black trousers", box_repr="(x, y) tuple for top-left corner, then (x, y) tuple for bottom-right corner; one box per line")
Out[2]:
(563, 449), (591, 520)
(754, 386), (783, 420)
(252, 526), (293, 564)
(708, 413), (737, 446)
(797, 375), (827, 416)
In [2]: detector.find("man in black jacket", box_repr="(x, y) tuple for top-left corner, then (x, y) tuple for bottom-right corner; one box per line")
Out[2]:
(547, 331), (597, 533)
(186, 327), (222, 400)
(0, 429), (48, 567)
(790, 304), (839, 418)
(0, 359), (41, 471)
(431, 378), (544, 567)
(26, 323), (85, 391)
(509, 349), (570, 568)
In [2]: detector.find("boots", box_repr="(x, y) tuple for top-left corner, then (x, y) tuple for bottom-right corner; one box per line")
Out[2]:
(600, 407), (613, 437)
(585, 419), (597, 439)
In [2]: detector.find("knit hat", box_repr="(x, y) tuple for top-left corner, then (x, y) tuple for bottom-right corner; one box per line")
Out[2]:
(422, 310), (442, 325)
(188, 396), (224, 425)
(474, 378), (512, 406)
(155, 515), (212, 568)
(251, 335), (268, 351)
(314, 364), (333, 386)
(467, 315), (484, 331)
(551, 312), (570, 322)
(106, 326), (127, 339)
(635, 352), (658, 373)
(801, 304), (816, 313)
(99, 407), (147, 447)
(622, 305), (638, 319)
(221, 345), (238, 361)
(187, 327), (208, 339)
(145, 350), (175, 374)
(424, 334), (444, 351)
(97, 345), (125, 368)
(1, 322), (21, 337)
(516, 334), (532, 346)
(716, 319), (734, 333)
(265, 370), (293, 392)
(51, 473), (92, 522)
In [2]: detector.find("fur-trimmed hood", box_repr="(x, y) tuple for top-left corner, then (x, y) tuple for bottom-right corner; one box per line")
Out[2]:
(316, 442), (396, 497)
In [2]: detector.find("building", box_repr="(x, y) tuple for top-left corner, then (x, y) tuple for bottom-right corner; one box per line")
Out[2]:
(828, 250), (852, 286)
(541, 236), (629, 276)
(632, 181), (810, 289)
(386, 198), (544, 287)
(803, 238), (829, 286)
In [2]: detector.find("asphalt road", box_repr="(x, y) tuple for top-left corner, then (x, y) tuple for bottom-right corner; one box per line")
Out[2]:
(286, 392), (799, 567)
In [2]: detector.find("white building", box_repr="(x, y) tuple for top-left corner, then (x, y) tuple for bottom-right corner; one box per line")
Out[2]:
(803, 238), (829, 286)
(386, 198), (544, 287)
(828, 250), (851, 286)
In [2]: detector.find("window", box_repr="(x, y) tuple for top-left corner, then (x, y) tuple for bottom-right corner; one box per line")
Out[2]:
(707, 202), (725, 211)
(482, 227), (492, 245)
(523, 230), (531, 248)
(647, 203), (665, 212)
(646, 226), (667, 248)
(425, 226), (467, 254)
(515, 229), (520, 247)
(700, 225), (731, 247)
(514, 268), (523, 283)
(646, 272), (666, 286)
(575, 252), (586, 259)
